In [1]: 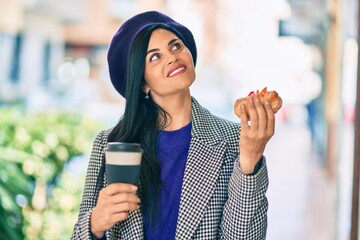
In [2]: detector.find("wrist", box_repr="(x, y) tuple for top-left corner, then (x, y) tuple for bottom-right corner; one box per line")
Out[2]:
(239, 162), (255, 174)
(91, 231), (106, 240)
(239, 154), (263, 174)
(90, 208), (105, 239)
(91, 230), (105, 239)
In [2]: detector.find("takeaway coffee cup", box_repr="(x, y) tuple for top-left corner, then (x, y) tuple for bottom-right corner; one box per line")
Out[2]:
(105, 142), (143, 185)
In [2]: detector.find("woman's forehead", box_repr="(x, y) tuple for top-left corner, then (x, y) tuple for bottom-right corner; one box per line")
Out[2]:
(148, 29), (179, 45)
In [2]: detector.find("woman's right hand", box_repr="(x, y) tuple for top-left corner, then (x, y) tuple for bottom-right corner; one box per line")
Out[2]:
(90, 183), (140, 238)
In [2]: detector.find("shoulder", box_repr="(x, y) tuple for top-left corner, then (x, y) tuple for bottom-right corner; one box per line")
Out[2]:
(191, 97), (239, 148)
(192, 97), (239, 130)
(208, 113), (240, 151)
(92, 127), (113, 148)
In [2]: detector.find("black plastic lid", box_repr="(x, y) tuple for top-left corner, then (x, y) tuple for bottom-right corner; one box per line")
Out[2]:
(105, 142), (143, 152)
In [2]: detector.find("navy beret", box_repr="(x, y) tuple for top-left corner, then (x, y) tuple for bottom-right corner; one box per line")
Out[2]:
(107, 11), (197, 98)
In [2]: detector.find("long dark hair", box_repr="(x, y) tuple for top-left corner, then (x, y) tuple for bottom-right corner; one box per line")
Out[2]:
(107, 25), (171, 224)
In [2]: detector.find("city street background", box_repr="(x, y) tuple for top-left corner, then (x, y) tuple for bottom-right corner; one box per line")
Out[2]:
(0, 0), (358, 239)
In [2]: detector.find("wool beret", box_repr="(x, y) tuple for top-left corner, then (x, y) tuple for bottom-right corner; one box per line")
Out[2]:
(107, 11), (197, 98)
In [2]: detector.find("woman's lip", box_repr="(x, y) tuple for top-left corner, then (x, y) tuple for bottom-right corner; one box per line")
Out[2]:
(167, 64), (186, 77)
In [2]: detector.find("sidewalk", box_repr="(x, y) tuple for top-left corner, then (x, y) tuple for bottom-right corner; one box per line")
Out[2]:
(266, 120), (338, 240)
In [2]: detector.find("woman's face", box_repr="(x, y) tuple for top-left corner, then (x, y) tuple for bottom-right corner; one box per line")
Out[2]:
(143, 28), (195, 99)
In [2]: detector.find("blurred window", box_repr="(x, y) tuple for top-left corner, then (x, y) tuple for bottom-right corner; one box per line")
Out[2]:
(10, 33), (22, 84)
(0, 33), (12, 83)
(43, 41), (51, 83)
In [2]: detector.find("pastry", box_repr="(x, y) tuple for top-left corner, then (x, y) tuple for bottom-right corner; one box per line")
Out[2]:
(234, 87), (282, 118)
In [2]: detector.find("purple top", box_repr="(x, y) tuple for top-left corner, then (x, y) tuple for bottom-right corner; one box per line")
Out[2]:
(144, 122), (192, 240)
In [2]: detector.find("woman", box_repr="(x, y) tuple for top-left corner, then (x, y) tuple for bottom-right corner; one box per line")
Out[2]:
(71, 11), (275, 240)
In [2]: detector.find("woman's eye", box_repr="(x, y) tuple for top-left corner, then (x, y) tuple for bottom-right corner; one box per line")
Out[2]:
(150, 53), (160, 62)
(172, 43), (181, 51)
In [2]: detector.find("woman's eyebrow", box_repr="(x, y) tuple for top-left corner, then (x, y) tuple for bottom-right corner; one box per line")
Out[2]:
(146, 38), (179, 56)
(146, 48), (158, 56)
(168, 38), (179, 46)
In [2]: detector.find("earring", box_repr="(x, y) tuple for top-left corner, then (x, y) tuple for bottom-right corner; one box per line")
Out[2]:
(145, 91), (150, 99)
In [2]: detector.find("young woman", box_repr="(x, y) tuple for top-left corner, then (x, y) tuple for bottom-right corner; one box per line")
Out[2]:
(71, 11), (275, 240)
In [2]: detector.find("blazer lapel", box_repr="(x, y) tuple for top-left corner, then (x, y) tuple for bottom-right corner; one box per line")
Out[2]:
(175, 137), (227, 239)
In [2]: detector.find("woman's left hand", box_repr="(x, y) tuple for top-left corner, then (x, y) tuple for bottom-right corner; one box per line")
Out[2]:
(237, 95), (275, 174)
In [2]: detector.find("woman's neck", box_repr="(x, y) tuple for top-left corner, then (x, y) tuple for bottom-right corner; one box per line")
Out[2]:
(156, 94), (192, 131)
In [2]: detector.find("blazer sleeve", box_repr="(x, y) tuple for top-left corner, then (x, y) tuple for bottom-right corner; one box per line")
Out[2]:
(220, 157), (269, 239)
(71, 130), (107, 240)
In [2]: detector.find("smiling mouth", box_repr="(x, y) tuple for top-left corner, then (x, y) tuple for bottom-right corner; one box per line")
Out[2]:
(168, 67), (186, 77)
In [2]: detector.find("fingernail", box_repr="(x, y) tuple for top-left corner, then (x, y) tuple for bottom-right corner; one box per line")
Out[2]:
(132, 185), (138, 191)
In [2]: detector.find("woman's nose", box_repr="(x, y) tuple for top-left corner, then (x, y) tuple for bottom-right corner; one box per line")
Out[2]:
(166, 53), (178, 65)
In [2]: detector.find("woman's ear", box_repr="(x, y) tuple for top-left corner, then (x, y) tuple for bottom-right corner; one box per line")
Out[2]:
(143, 84), (151, 99)
(143, 83), (150, 94)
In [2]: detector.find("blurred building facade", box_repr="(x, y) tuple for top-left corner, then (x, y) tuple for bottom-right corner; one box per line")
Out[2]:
(0, 0), (331, 124)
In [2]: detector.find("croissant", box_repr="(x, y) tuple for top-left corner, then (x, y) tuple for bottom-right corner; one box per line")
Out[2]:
(234, 87), (282, 118)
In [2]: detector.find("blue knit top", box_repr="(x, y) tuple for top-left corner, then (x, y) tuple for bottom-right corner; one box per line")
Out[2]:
(144, 121), (192, 240)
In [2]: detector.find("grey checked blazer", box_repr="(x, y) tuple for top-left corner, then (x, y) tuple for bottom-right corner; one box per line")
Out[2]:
(71, 97), (268, 239)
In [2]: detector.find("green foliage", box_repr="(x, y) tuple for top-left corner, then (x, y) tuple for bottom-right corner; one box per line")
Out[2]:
(0, 107), (105, 239)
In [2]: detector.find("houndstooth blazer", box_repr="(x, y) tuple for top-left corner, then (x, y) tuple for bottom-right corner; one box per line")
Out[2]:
(71, 97), (268, 240)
